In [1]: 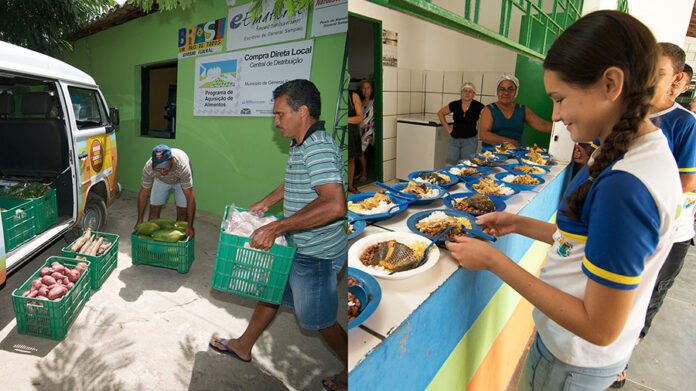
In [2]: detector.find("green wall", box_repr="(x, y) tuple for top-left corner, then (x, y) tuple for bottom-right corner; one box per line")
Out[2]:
(62, 0), (347, 216)
(515, 15), (558, 149)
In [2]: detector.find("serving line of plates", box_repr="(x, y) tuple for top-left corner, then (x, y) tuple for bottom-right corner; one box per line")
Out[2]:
(346, 145), (556, 328)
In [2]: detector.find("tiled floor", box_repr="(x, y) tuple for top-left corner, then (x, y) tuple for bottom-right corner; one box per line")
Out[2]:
(355, 180), (696, 390)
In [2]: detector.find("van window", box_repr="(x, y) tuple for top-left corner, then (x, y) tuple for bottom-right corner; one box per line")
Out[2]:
(68, 87), (108, 129)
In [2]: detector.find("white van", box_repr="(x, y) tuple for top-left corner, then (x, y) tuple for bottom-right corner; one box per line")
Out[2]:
(0, 40), (120, 283)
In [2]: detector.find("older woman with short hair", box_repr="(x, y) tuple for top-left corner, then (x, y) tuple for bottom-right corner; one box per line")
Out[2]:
(437, 82), (485, 165)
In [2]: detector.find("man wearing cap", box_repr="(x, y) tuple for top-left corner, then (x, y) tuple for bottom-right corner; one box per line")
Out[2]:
(208, 79), (348, 391)
(135, 145), (195, 237)
(479, 74), (552, 147)
(437, 82), (485, 165)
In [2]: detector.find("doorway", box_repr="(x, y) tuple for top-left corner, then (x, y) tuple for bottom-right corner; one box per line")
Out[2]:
(348, 13), (382, 185)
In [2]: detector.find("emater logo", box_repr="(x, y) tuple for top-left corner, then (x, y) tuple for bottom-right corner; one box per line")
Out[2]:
(90, 139), (103, 172)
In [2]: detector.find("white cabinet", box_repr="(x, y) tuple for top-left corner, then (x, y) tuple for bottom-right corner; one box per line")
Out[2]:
(396, 116), (450, 180)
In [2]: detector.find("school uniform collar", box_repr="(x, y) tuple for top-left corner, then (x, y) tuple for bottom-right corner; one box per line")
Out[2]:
(292, 121), (326, 147)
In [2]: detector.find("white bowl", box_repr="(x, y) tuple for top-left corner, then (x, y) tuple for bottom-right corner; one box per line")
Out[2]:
(348, 232), (441, 280)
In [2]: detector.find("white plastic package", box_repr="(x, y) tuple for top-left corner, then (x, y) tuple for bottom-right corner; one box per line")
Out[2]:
(223, 205), (288, 247)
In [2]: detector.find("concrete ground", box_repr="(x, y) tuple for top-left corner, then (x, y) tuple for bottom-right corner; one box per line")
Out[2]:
(0, 190), (346, 391)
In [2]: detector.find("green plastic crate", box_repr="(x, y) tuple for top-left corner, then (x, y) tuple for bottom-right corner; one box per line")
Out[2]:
(29, 187), (58, 234)
(210, 206), (296, 305)
(11, 257), (91, 340)
(62, 231), (119, 290)
(0, 197), (36, 252)
(131, 232), (194, 273)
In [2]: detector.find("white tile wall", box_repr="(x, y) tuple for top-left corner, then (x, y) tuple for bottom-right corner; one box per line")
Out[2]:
(425, 71), (444, 93)
(383, 115), (397, 139)
(425, 92), (443, 113)
(383, 91), (398, 115)
(410, 92), (424, 113)
(383, 67), (398, 91)
(411, 70), (425, 92)
(482, 72), (501, 96)
(383, 159), (396, 181)
(397, 92), (410, 114)
(383, 138), (397, 161)
(443, 71), (463, 93)
(480, 95), (497, 105)
(398, 68), (411, 91)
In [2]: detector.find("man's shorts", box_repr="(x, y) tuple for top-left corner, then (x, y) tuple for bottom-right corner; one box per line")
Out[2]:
(281, 251), (346, 330)
(150, 178), (187, 207)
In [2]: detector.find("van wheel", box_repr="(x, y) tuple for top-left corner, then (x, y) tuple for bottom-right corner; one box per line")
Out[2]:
(82, 193), (107, 231)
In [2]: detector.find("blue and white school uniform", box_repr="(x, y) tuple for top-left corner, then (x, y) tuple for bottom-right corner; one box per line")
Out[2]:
(650, 102), (696, 242)
(533, 130), (681, 368)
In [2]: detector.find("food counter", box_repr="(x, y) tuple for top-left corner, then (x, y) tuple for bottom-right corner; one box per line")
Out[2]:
(348, 161), (571, 390)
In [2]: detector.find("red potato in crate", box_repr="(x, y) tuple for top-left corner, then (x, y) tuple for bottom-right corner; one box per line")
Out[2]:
(51, 272), (66, 280)
(62, 277), (70, 285)
(38, 286), (48, 297)
(31, 279), (42, 290)
(66, 282), (74, 289)
(48, 285), (68, 300)
(40, 267), (51, 277)
(27, 290), (38, 298)
(66, 270), (79, 283)
(42, 275), (56, 286)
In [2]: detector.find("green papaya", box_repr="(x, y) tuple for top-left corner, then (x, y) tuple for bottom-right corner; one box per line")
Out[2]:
(137, 235), (152, 240)
(152, 229), (185, 242)
(174, 221), (188, 234)
(149, 219), (175, 229)
(136, 222), (160, 235)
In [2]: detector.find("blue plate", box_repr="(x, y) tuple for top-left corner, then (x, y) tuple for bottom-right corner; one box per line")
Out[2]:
(442, 165), (492, 183)
(389, 182), (445, 205)
(471, 152), (508, 162)
(406, 209), (487, 243)
(501, 163), (550, 177)
(348, 267), (382, 330)
(348, 219), (366, 240)
(494, 172), (546, 191)
(516, 156), (557, 167)
(468, 178), (521, 200)
(347, 192), (410, 221)
(480, 146), (514, 158)
(442, 192), (506, 216)
(407, 170), (459, 189)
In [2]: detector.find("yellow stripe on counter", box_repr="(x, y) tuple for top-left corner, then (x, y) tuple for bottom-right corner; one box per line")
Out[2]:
(678, 167), (696, 173)
(582, 257), (641, 285)
(558, 229), (587, 243)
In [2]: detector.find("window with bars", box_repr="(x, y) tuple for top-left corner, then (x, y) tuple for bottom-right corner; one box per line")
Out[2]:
(367, 0), (584, 59)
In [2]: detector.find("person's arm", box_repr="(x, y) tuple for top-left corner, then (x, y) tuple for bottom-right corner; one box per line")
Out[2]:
(250, 182), (345, 250)
(478, 107), (520, 145)
(348, 93), (364, 125)
(135, 186), (150, 229)
(679, 174), (696, 193)
(437, 105), (453, 133)
(182, 187), (196, 237)
(446, 236), (636, 346)
(249, 182), (285, 215)
(475, 212), (556, 244)
(525, 106), (553, 133)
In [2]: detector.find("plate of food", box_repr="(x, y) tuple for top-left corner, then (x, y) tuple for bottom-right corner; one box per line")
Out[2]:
(516, 149), (556, 166)
(471, 151), (508, 162)
(407, 209), (494, 244)
(502, 163), (550, 177)
(388, 181), (445, 205)
(442, 192), (506, 216)
(444, 165), (492, 182)
(459, 156), (502, 167)
(468, 177), (520, 200)
(348, 232), (441, 280)
(494, 172), (546, 191)
(348, 267), (381, 329)
(407, 170), (459, 189)
(481, 146), (513, 158)
(347, 191), (410, 221)
(348, 219), (366, 240)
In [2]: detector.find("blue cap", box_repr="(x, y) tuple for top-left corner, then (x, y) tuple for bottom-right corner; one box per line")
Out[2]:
(152, 144), (172, 169)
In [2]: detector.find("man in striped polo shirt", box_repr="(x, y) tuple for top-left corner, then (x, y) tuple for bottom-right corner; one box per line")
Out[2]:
(209, 80), (348, 391)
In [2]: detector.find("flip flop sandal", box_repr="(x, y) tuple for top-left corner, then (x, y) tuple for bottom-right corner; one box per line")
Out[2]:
(209, 338), (252, 363)
(322, 374), (347, 391)
(610, 365), (628, 389)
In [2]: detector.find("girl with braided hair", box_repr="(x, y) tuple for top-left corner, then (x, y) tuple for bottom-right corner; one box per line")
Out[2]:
(446, 11), (682, 390)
